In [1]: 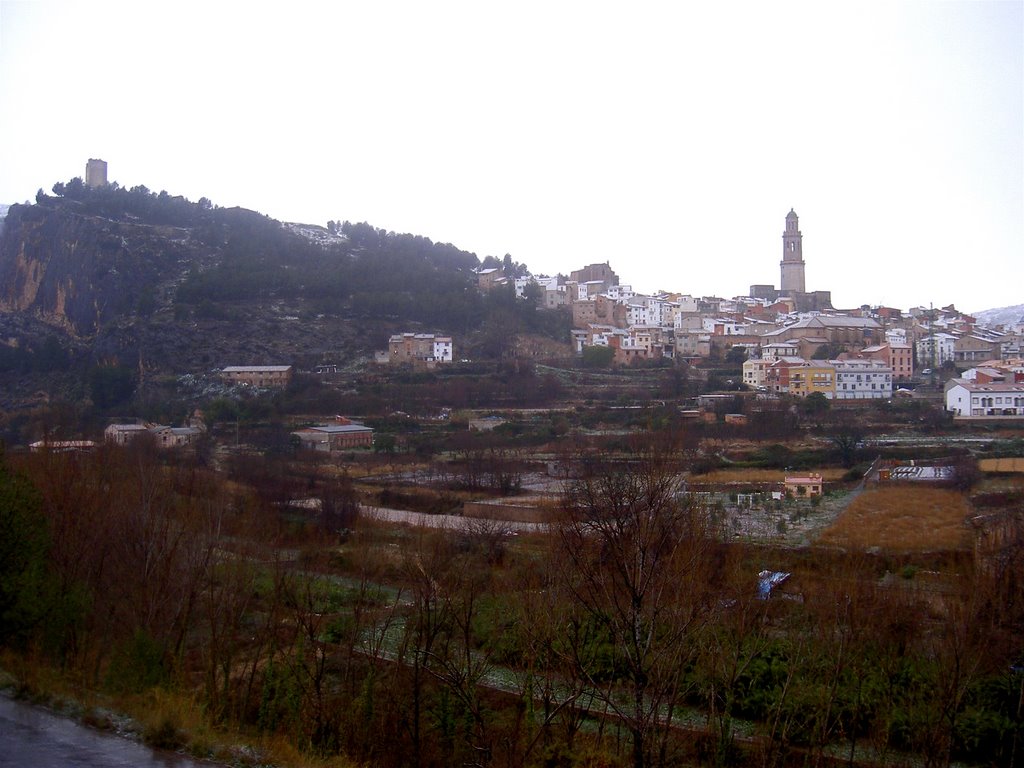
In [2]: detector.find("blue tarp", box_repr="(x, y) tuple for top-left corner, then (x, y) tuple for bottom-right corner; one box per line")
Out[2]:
(757, 570), (790, 599)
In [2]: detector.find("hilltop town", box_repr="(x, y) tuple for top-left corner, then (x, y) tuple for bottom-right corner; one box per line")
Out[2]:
(442, 208), (1022, 419)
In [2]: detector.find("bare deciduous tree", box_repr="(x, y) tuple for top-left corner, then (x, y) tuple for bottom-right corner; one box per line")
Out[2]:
(556, 437), (721, 768)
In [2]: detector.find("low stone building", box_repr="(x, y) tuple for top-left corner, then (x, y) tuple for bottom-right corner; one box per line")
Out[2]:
(387, 333), (453, 365)
(221, 365), (293, 389)
(104, 422), (204, 448)
(292, 418), (374, 451)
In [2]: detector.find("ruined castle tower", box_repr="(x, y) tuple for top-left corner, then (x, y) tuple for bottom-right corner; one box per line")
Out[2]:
(780, 208), (806, 295)
(85, 158), (108, 188)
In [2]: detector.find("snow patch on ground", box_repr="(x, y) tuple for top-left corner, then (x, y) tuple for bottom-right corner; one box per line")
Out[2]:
(282, 221), (348, 248)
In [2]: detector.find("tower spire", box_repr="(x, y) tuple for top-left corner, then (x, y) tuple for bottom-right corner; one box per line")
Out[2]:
(780, 208), (806, 294)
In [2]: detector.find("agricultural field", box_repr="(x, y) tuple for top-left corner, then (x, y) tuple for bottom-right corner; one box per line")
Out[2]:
(4, 391), (1023, 768)
(979, 457), (1024, 473)
(692, 467), (849, 484)
(816, 486), (974, 552)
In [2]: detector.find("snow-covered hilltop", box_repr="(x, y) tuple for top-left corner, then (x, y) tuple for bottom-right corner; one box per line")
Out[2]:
(973, 304), (1024, 328)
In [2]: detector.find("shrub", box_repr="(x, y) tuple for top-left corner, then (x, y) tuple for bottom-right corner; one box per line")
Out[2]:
(143, 716), (186, 750)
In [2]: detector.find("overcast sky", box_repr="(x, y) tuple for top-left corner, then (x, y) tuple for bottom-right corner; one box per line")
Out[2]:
(1, 1), (1021, 314)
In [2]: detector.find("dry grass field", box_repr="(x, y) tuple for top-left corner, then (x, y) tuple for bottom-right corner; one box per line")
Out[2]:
(694, 467), (849, 484)
(816, 486), (973, 552)
(979, 457), (1024, 473)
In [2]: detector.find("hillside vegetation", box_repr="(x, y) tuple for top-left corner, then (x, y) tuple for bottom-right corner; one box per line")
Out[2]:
(0, 180), (569, 409)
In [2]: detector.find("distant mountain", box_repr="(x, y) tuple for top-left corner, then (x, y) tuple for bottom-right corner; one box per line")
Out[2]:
(973, 304), (1024, 327)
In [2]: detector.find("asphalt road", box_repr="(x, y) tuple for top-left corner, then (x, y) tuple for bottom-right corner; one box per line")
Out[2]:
(0, 695), (207, 768)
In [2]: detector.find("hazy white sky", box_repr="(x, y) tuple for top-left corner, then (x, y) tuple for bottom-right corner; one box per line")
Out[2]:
(1, 1), (1021, 313)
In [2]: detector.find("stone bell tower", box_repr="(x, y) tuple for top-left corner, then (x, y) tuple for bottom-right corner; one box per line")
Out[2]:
(780, 208), (806, 295)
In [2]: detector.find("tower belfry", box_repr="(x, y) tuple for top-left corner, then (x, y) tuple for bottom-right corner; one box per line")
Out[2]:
(780, 208), (806, 294)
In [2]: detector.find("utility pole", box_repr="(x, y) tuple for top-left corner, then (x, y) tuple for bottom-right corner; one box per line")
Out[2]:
(928, 302), (938, 385)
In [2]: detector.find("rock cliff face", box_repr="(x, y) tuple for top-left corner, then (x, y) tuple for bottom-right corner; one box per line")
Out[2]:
(0, 188), (519, 412)
(0, 199), (200, 337)
(0, 194), (369, 409)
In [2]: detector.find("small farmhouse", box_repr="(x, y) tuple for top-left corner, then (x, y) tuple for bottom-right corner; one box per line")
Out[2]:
(784, 473), (823, 498)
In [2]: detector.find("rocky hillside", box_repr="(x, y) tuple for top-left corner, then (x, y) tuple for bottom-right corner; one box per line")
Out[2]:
(0, 183), (568, 410)
(0, 185), (468, 405)
(973, 304), (1024, 328)
(1, 196), (209, 336)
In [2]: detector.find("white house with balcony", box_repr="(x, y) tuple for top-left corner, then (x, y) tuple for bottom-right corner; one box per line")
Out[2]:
(916, 332), (957, 367)
(830, 359), (893, 400)
(945, 378), (1024, 418)
(762, 341), (800, 360)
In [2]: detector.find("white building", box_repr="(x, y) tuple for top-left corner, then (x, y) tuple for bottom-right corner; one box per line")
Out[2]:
(626, 298), (653, 327)
(916, 332), (957, 368)
(762, 341), (800, 360)
(648, 298), (671, 327)
(605, 284), (635, 301)
(514, 276), (535, 298)
(945, 378), (1024, 418)
(830, 359), (893, 400)
(577, 280), (606, 301)
(432, 336), (453, 362)
(885, 328), (908, 345)
(702, 317), (747, 336)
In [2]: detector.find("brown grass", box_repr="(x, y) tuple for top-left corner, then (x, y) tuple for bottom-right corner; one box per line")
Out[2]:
(816, 486), (973, 552)
(979, 457), (1024, 474)
(695, 467), (849, 484)
(0, 652), (358, 768)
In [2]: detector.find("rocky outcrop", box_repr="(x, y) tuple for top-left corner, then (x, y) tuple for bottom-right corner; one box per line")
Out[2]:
(0, 189), (517, 411)
(0, 195), (373, 402)
(0, 200), (197, 336)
